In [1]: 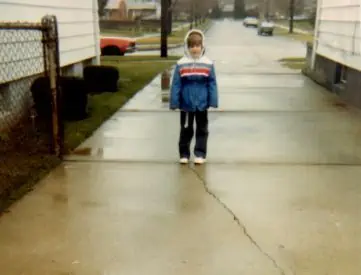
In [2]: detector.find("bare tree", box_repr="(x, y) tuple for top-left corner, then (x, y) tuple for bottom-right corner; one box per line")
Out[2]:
(98, 0), (109, 17)
(234, 0), (246, 18)
(161, 0), (171, 57)
(269, 0), (304, 16)
(161, 0), (215, 57)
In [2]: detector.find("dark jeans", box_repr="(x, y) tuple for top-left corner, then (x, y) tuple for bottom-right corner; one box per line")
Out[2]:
(179, 110), (209, 159)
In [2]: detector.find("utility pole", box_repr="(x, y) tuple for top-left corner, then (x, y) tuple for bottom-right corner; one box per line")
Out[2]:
(289, 0), (295, 33)
(264, 0), (270, 19)
(161, 0), (169, 57)
(167, 0), (172, 35)
(190, 0), (195, 29)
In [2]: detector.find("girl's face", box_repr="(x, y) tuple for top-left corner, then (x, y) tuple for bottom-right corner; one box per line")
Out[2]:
(189, 44), (202, 58)
(187, 33), (203, 58)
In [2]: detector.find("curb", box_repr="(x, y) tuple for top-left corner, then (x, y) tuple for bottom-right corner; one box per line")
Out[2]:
(137, 43), (183, 51)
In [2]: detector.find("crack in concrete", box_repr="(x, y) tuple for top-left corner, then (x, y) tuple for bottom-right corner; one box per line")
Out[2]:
(190, 167), (286, 275)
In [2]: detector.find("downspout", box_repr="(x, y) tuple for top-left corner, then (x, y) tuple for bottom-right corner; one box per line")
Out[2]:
(358, 0), (361, 61)
(311, 0), (322, 70)
(93, 0), (101, 65)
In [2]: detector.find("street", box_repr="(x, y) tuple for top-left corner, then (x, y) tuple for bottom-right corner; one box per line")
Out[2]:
(1, 19), (361, 274)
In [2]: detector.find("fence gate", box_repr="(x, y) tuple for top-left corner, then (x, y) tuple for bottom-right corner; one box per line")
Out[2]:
(0, 15), (62, 202)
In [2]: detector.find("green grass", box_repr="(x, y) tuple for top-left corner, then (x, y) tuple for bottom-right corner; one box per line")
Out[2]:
(0, 123), (62, 214)
(64, 55), (179, 151)
(100, 20), (211, 45)
(279, 57), (306, 70)
(274, 27), (314, 43)
(101, 55), (181, 62)
(100, 29), (146, 37)
(0, 155), (60, 214)
(100, 22), (187, 38)
(275, 19), (314, 32)
(136, 19), (212, 45)
(137, 36), (184, 45)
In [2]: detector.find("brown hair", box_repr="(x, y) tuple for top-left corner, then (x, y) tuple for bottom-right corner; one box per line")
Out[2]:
(187, 32), (203, 48)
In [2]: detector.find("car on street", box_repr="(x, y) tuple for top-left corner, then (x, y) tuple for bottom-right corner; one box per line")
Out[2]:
(100, 36), (137, 56)
(243, 17), (258, 27)
(257, 20), (275, 36)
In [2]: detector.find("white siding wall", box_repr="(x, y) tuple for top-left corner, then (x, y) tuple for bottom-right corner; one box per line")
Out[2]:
(0, 0), (100, 69)
(315, 0), (361, 70)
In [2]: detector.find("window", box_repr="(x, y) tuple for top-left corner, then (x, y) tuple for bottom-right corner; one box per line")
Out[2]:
(335, 63), (347, 84)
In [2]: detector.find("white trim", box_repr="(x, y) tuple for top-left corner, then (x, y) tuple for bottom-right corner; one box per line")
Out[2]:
(311, 0), (322, 70)
(178, 56), (213, 65)
(359, 0), (361, 57)
(93, 0), (100, 65)
(180, 73), (209, 77)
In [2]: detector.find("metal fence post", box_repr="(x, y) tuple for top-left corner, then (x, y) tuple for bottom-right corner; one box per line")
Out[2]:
(41, 15), (63, 158)
(0, 17), (64, 195)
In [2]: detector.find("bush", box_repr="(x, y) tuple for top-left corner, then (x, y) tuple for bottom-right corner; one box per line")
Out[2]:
(61, 77), (89, 121)
(83, 65), (119, 94)
(31, 77), (52, 119)
(30, 76), (88, 122)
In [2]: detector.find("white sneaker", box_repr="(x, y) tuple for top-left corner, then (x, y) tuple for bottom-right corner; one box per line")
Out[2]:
(179, 158), (189, 164)
(194, 157), (206, 165)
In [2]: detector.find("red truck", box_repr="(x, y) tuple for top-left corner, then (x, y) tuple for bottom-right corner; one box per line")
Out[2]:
(100, 36), (136, 56)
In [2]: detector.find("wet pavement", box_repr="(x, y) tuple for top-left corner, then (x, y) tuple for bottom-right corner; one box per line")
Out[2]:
(1, 19), (361, 274)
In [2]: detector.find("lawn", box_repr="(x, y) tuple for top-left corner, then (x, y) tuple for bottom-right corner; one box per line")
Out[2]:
(64, 55), (180, 151)
(274, 27), (314, 43)
(275, 19), (314, 32)
(279, 57), (306, 70)
(136, 19), (212, 45)
(100, 28), (147, 37)
(100, 21), (188, 38)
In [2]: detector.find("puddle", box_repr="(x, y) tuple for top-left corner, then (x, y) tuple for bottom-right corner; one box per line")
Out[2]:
(52, 193), (68, 203)
(71, 147), (92, 156)
(332, 100), (348, 109)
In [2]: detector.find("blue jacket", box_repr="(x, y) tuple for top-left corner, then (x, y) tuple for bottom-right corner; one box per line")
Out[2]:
(170, 56), (218, 112)
(169, 29), (218, 112)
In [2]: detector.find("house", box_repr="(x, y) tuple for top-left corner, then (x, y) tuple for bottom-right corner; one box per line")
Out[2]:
(307, 0), (361, 107)
(104, 0), (128, 20)
(103, 0), (159, 20)
(222, 4), (234, 17)
(303, 0), (317, 14)
(0, 0), (100, 127)
(127, 1), (158, 20)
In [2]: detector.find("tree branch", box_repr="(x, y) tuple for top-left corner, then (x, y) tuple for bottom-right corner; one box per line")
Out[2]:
(168, 0), (179, 11)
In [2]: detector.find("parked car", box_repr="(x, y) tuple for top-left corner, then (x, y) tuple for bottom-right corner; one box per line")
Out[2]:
(100, 36), (136, 56)
(243, 17), (258, 27)
(257, 20), (275, 36)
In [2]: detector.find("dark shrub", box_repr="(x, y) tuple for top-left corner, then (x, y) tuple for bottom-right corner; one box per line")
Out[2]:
(83, 65), (119, 94)
(30, 76), (88, 121)
(31, 77), (52, 119)
(61, 77), (88, 121)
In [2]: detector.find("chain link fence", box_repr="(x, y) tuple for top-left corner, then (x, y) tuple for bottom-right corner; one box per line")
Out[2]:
(0, 15), (62, 207)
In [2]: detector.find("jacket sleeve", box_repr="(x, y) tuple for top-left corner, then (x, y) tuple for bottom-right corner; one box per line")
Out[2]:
(170, 64), (181, 110)
(208, 64), (218, 108)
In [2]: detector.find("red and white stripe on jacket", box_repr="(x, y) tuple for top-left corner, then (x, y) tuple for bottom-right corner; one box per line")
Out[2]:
(177, 56), (213, 78)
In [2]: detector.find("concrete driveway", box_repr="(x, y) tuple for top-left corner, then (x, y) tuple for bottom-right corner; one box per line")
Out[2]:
(1, 19), (361, 275)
